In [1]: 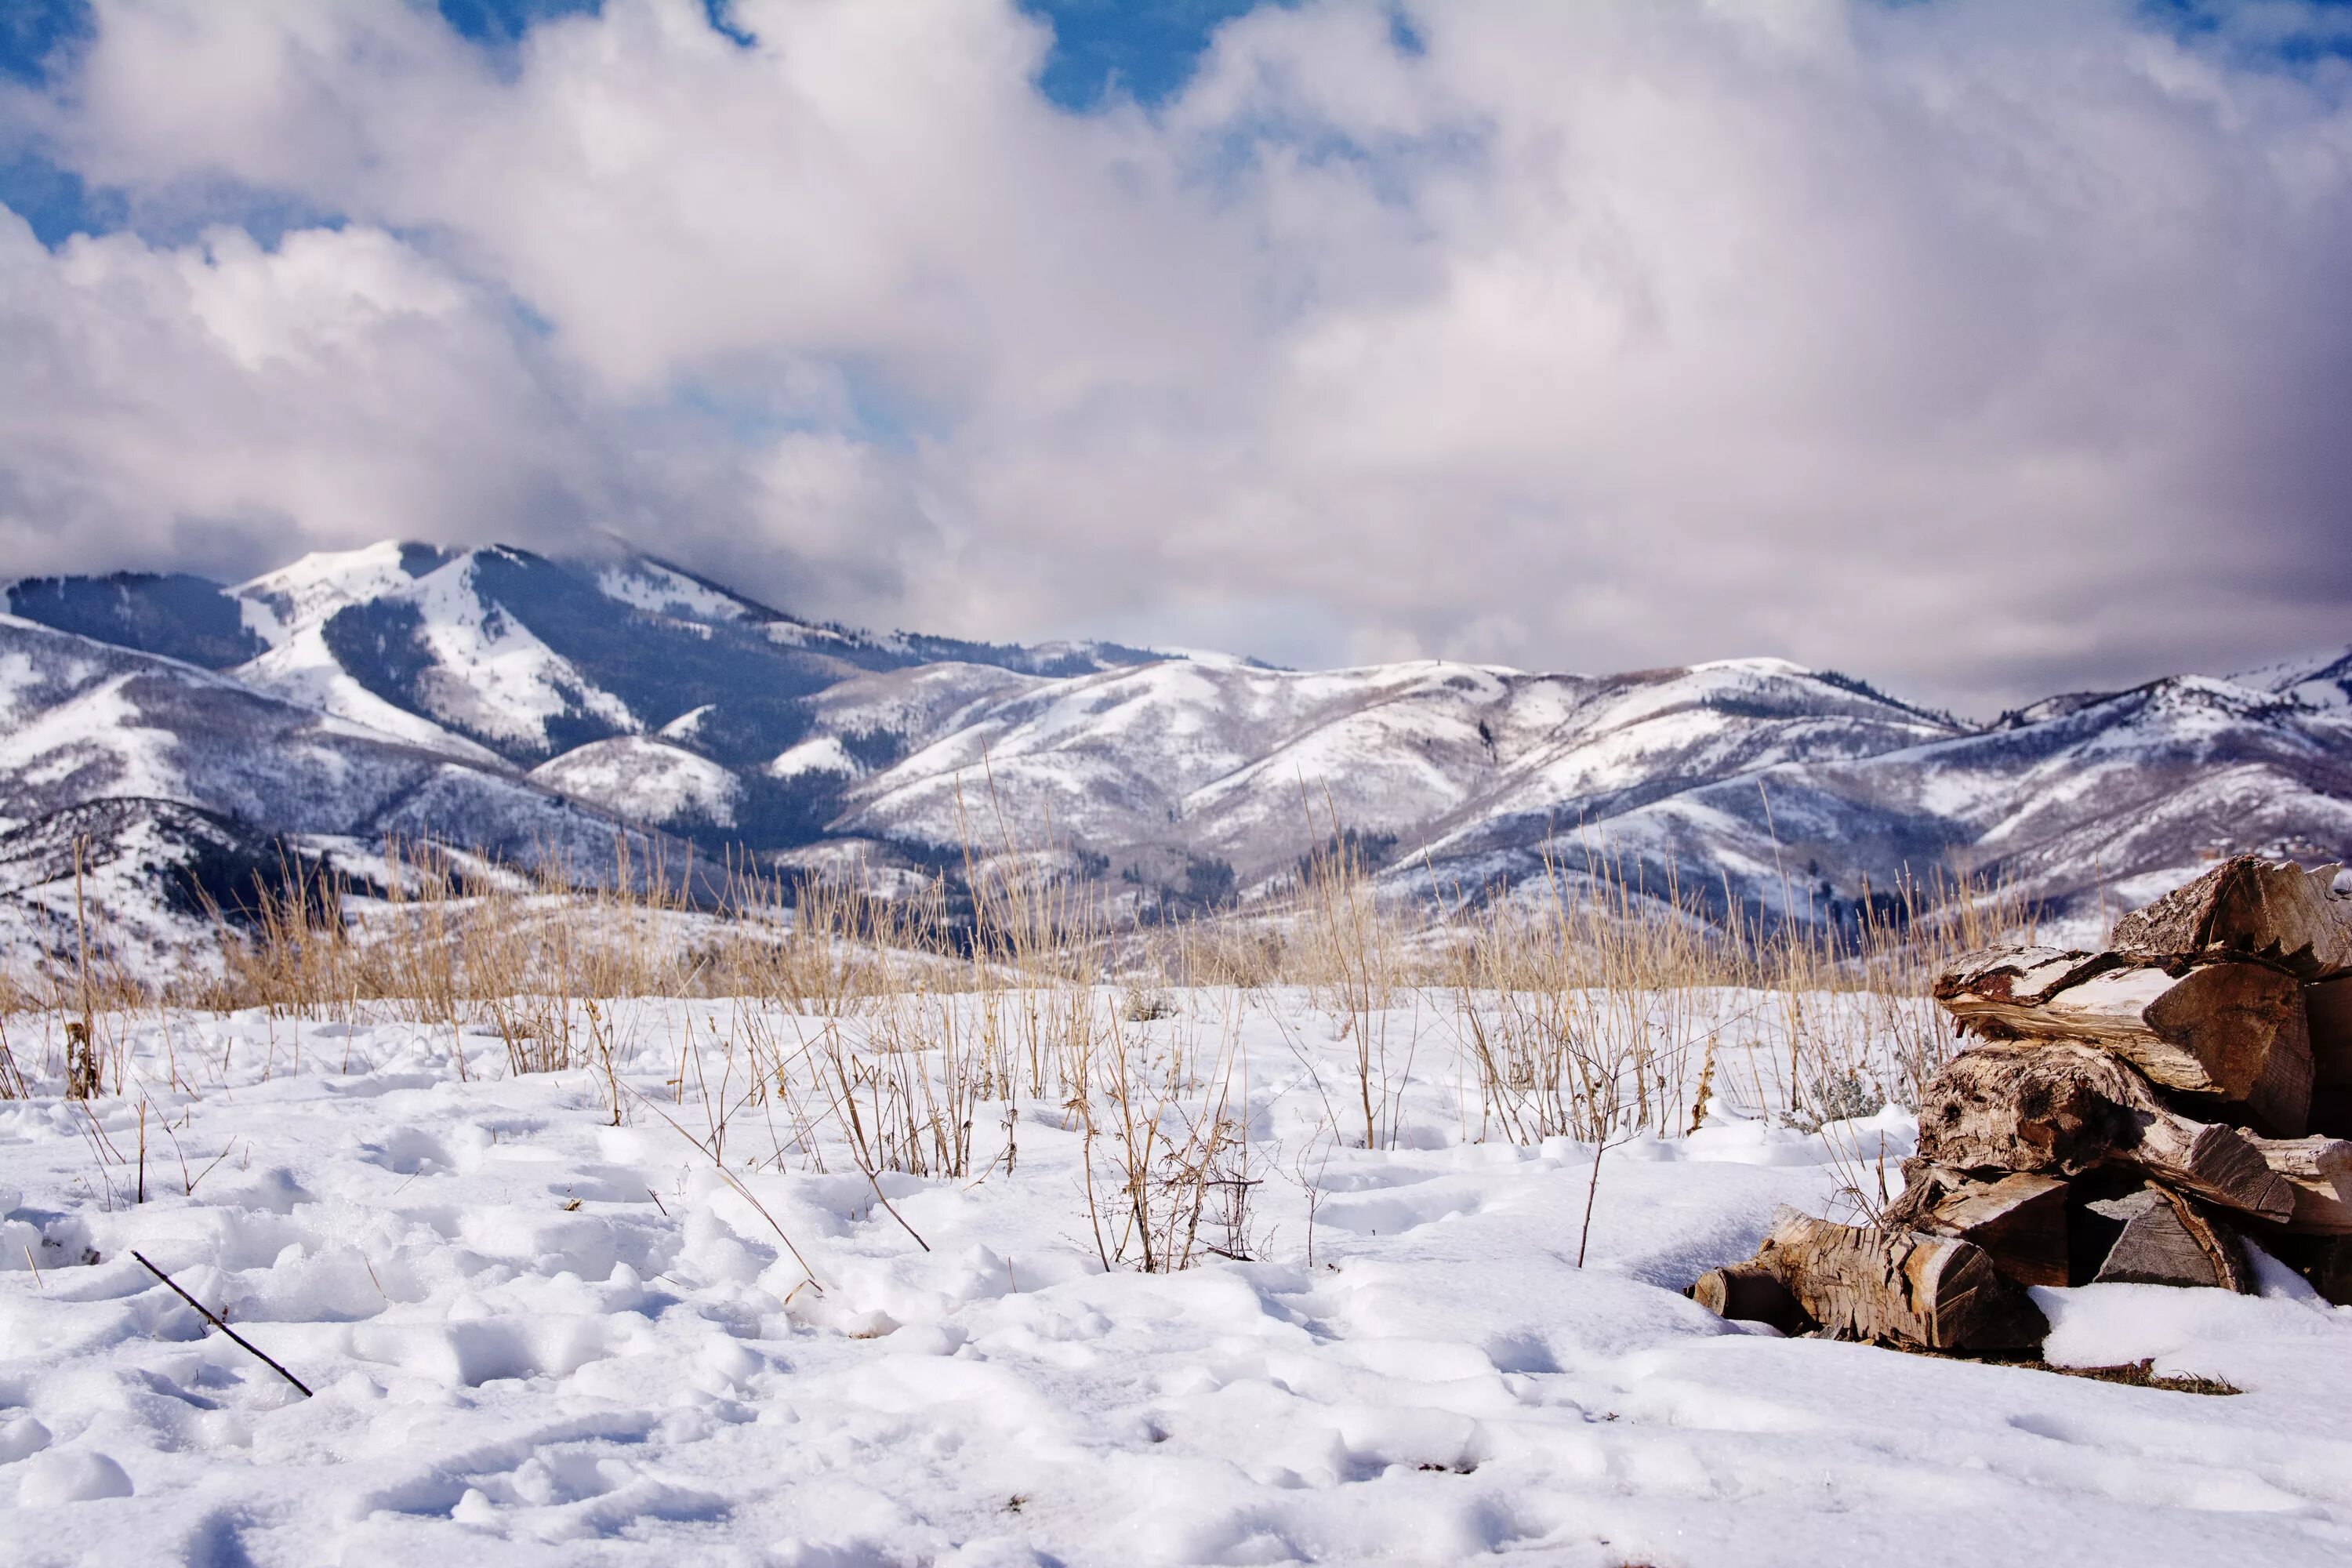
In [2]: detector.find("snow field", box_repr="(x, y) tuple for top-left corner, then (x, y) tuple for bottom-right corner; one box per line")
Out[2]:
(2, 993), (2351, 1565)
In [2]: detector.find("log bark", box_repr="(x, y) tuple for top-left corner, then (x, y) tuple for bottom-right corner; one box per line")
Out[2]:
(1749, 1207), (2045, 1351)
(2110, 855), (2352, 980)
(2084, 1186), (2252, 1293)
(1934, 949), (2311, 1135)
(1933, 946), (2124, 1009)
(1916, 1042), (2296, 1223)
(1687, 1264), (1809, 1334)
(1882, 1163), (2070, 1288)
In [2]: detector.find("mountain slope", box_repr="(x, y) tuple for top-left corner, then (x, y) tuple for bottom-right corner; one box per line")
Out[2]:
(0, 615), (652, 872)
(9, 539), (2347, 929)
(11, 541), (1172, 782)
(1437, 670), (2352, 926)
(822, 655), (1965, 891)
(5, 572), (266, 668)
(0, 797), (328, 973)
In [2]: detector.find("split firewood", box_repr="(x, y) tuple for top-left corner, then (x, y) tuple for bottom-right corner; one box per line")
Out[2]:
(1933, 946), (2124, 1009)
(2246, 1134), (2352, 1233)
(2081, 1185), (2252, 1293)
(1916, 1042), (2296, 1223)
(1935, 950), (2312, 1135)
(1746, 1207), (2045, 1352)
(2110, 855), (2352, 980)
(1686, 1263), (1810, 1334)
(1882, 1163), (2070, 1288)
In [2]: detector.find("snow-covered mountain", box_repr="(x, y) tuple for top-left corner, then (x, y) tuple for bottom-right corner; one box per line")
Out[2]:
(0, 612), (678, 962)
(1408, 670), (2352, 927)
(8, 541), (2350, 947)
(804, 655), (1961, 895)
(11, 540), (1166, 768)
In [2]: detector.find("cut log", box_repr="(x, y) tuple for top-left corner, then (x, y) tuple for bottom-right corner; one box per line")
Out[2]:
(1687, 1264), (1809, 1334)
(1916, 1040), (2143, 1174)
(1916, 1042), (2296, 1223)
(2140, 965), (2311, 1135)
(2133, 1116), (2298, 1224)
(1749, 1207), (2045, 1351)
(2247, 1134), (2352, 1234)
(1933, 946), (2125, 1009)
(2084, 1186), (2252, 1292)
(1882, 1163), (2070, 1288)
(2110, 855), (2352, 980)
(1934, 950), (2311, 1134)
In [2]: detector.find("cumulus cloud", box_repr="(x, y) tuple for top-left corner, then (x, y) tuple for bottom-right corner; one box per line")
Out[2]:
(4, 0), (2350, 709)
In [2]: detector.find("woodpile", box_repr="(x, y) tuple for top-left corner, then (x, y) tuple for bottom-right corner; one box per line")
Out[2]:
(1693, 855), (2352, 1352)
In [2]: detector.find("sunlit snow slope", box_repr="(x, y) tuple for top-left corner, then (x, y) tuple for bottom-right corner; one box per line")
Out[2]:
(9, 541), (2350, 934)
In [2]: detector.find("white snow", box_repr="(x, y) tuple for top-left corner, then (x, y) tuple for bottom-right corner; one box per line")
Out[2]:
(830, 655), (1958, 880)
(2227, 646), (2352, 709)
(594, 564), (755, 625)
(768, 735), (862, 782)
(4, 993), (2350, 1564)
(404, 559), (639, 751)
(234, 542), (432, 648)
(532, 738), (742, 828)
(658, 706), (716, 742)
(235, 622), (508, 768)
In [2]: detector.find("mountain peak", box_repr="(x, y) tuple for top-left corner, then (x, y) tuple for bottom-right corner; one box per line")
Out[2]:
(2227, 644), (2352, 710)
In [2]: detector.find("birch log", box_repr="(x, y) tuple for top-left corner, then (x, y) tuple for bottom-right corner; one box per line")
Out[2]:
(1687, 1264), (1809, 1334)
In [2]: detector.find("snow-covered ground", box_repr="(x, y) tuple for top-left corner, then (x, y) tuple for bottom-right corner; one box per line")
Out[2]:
(5, 993), (2352, 1566)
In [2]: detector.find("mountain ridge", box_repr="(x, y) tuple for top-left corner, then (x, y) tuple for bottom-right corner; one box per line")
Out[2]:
(6, 541), (2348, 965)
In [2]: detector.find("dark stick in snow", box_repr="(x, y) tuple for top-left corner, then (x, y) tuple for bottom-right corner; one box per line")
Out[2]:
(132, 1251), (314, 1398)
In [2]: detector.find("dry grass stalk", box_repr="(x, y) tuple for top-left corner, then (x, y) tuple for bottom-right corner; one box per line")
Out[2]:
(2, 808), (2031, 1207)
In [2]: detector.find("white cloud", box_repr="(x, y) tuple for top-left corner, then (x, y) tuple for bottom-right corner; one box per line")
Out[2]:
(0, 211), (619, 581)
(5, 0), (2350, 709)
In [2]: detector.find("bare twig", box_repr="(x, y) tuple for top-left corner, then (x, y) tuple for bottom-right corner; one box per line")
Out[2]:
(132, 1251), (313, 1397)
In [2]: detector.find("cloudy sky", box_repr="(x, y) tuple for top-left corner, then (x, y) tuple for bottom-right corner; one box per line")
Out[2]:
(2, 0), (2348, 714)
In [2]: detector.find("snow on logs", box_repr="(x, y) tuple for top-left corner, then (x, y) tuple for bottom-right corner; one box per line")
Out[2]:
(1932, 950), (2310, 1135)
(1693, 855), (2352, 1350)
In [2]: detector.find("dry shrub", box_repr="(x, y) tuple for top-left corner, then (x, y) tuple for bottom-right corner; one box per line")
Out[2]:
(2, 814), (2031, 1217)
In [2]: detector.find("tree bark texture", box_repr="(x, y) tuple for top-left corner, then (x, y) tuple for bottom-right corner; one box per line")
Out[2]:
(1915, 1042), (2297, 1223)
(1749, 1207), (2046, 1352)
